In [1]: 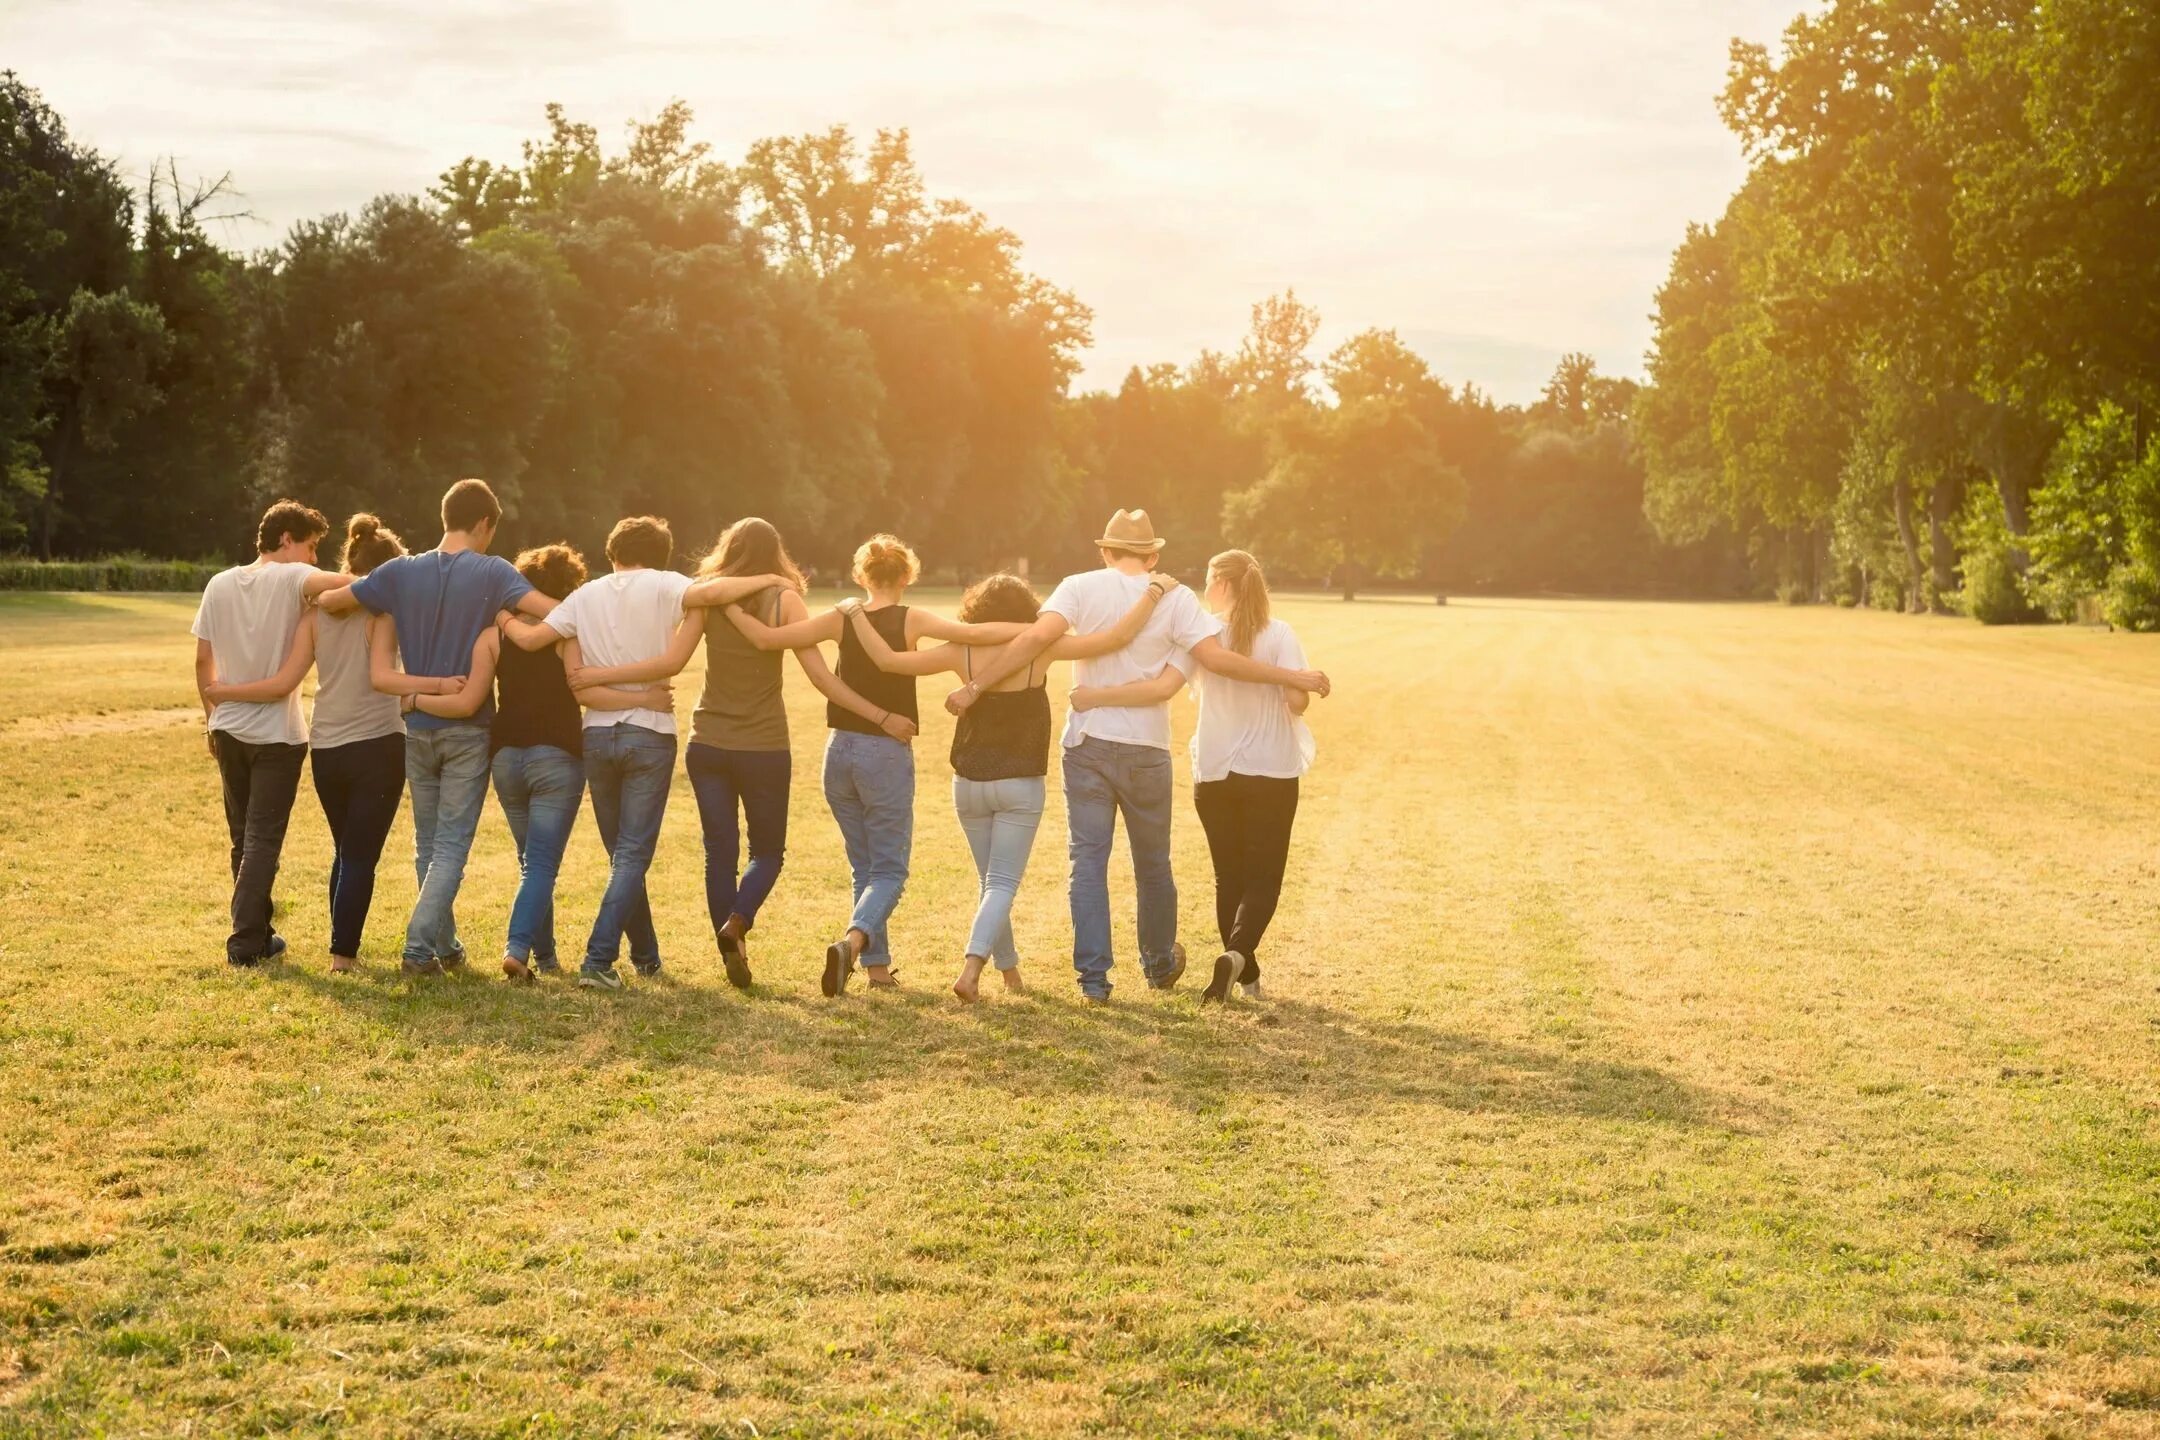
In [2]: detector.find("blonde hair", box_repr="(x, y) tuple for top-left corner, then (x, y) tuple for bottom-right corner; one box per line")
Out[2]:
(1209, 549), (1271, 657)
(852, 533), (920, 590)
(697, 516), (805, 592)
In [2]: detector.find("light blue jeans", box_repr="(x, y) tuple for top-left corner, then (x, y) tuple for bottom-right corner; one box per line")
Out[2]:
(582, 723), (677, 974)
(823, 730), (915, 968)
(1063, 736), (1178, 998)
(404, 724), (493, 968)
(491, 743), (585, 965)
(954, 776), (1046, 970)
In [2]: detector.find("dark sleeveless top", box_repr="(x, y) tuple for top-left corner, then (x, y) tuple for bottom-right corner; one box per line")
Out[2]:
(830, 604), (918, 735)
(951, 651), (1050, 781)
(491, 637), (583, 756)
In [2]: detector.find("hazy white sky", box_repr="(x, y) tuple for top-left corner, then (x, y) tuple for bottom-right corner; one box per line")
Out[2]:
(5, 0), (1805, 401)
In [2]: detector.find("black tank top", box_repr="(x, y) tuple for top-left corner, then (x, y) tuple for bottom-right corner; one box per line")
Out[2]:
(491, 637), (584, 756)
(829, 604), (919, 735)
(950, 652), (1051, 781)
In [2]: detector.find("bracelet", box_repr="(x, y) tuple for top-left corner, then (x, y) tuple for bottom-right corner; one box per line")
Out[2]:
(877, 709), (891, 726)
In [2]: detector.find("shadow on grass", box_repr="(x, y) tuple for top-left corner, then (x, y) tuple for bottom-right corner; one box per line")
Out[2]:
(271, 960), (1748, 1133)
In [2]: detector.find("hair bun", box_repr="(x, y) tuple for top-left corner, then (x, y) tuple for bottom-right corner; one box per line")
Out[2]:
(348, 513), (380, 542)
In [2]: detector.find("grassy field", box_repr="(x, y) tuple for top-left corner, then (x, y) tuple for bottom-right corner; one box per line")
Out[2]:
(1, 590), (2157, 1438)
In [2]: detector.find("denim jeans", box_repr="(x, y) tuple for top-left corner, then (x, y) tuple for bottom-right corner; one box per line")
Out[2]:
(1063, 736), (1178, 997)
(582, 723), (677, 974)
(310, 733), (407, 960)
(954, 775), (1046, 970)
(404, 724), (492, 966)
(492, 743), (585, 964)
(212, 732), (307, 963)
(685, 743), (791, 940)
(823, 730), (914, 967)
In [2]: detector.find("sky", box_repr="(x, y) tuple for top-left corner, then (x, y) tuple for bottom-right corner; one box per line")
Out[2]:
(3, 0), (1807, 402)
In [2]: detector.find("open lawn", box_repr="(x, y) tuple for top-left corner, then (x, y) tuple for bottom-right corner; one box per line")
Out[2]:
(1, 591), (2157, 1437)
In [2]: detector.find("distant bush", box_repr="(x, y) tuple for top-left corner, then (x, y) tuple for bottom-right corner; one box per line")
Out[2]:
(0, 556), (220, 592)
(1952, 491), (2035, 625)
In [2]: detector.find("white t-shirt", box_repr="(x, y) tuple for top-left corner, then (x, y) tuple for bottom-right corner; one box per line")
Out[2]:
(542, 567), (693, 733)
(1189, 617), (1316, 782)
(1041, 567), (1217, 751)
(190, 560), (316, 745)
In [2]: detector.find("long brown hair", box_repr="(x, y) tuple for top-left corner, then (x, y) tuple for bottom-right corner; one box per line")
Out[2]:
(697, 516), (805, 592)
(1208, 549), (1271, 657)
(341, 513), (406, 576)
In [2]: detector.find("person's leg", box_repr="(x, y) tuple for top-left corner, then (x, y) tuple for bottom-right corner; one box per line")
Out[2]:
(232, 742), (307, 963)
(521, 745), (585, 973)
(847, 735), (914, 979)
(982, 778), (1043, 971)
(409, 728), (490, 967)
(311, 743), (351, 943)
(685, 743), (743, 949)
(329, 734), (407, 966)
(614, 729), (677, 974)
(1192, 777), (1244, 954)
(822, 733), (873, 991)
(400, 731), (444, 968)
(1228, 775), (1300, 964)
(733, 750), (792, 928)
(1062, 739), (1119, 999)
(1113, 743), (1180, 987)
(493, 746), (537, 962)
(213, 733), (256, 962)
(580, 728), (628, 979)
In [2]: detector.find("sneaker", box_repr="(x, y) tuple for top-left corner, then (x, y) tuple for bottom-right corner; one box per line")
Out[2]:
(402, 956), (445, 977)
(534, 956), (563, 976)
(1148, 942), (1188, 991)
(718, 932), (752, 990)
(1201, 950), (1246, 1004)
(578, 965), (624, 991)
(437, 945), (469, 971)
(502, 955), (535, 984)
(227, 954), (261, 969)
(821, 938), (856, 998)
(1081, 986), (1112, 1006)
(264, 934), (288, 963)
(1239, 980), (1266, 1001)
(633, 959), (664, 979)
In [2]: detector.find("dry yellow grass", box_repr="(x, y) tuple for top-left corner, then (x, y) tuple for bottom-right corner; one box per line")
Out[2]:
(1, 590), (2156, 1437)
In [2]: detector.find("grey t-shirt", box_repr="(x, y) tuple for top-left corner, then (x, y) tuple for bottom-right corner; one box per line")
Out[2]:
(191, 561), (315, 745)
(309, 607), (404, 750)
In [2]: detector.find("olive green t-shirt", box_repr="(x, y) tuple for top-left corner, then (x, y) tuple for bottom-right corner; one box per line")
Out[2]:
(690, 586), (790, 752)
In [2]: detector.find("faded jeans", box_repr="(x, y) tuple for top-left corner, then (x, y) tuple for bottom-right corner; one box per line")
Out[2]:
(1062, 736), (1178, 997)
(491, 743), (585, 964)
(582, 723), (676, 974)
(823, 730), (915, 967)
(953, 776), (1046, 970)
(404, 724), (492, 967)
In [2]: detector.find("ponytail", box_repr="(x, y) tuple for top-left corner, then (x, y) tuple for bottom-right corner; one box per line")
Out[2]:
(1208, 549), (1271, 656)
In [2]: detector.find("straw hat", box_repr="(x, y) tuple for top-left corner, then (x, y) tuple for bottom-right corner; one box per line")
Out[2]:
(1096, 508), (1167, 554)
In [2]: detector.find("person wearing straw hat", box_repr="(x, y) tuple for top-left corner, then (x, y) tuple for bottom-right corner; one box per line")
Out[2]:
(948, 508), (1330, 1003)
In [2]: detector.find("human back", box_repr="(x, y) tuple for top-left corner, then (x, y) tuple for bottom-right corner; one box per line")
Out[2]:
(193, 560), (317, 745)
(1041, 564), (1214, 750)
(310, 515), (406, 750)
(692, 518), (798, 752)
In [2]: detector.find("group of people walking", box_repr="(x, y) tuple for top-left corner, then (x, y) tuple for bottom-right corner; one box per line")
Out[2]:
(191, 479), (1330, 1004)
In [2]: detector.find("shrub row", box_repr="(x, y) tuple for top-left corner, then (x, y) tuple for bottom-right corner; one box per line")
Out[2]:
(0, 556), (221, 593)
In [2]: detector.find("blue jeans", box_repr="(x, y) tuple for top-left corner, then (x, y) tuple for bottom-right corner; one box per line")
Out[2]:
(823, 730), (915, 967)
(404, 725), (492, 966)
(954, 776), (1045, 970)
(685, 743), (791, 939)
(581, 724), (677, 974)
(1063, 736), (1178, 997)
(492, 743), (585, 964)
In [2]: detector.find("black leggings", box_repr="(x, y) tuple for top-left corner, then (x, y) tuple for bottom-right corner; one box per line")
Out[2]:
(310, 733), (407, 959)
(1191, 772), (1300, 977)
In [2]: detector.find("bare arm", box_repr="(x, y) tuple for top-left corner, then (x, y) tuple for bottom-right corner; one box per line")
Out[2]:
(1041, 584), (1169, 660)
(513, 590), (558, 619)
(1189, 635), (1330, 696)
(413, 630), (501, 720)
(843, 603), (968, 677)
(776, 590), (917, 740)
(500, 611), (559, 652)
(195, 639), (218, 726)
(683, 572), (795, 610)
(303, 570), (354, 601)
(947, 613), (1071, 714)
(581, 681), (675, 711)
(566, 613), (703, 689)
(907, 610), (1027, 647)
(369, 613), (465, 697)
(726, 601), (841, 651)
(204, 610), (318, 703)
(316, 584), (360, 615)
(1287, 687), (1312, 716)
(1072, 665), (1188, 712)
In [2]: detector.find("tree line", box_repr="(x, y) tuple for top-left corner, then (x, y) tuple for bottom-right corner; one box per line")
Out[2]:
(1637, 0), (2160, 623)
(0, 72), (1727, 597)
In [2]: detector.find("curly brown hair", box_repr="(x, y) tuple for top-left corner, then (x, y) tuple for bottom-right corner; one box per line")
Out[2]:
(514, 543), (588, 601)
(957, 573), (1041, 625)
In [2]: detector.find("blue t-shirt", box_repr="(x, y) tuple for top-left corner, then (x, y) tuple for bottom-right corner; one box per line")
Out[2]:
(351, 549), (534, 730)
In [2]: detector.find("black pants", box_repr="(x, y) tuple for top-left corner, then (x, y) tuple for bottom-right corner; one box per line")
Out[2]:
(1192, 772), (1300, 978)
(310, 733), (407, 959)
(213, 731), (307, 963)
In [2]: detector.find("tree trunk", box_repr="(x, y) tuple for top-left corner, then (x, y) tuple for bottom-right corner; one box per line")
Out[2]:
(1338, 560), (1358, 602)
(1926, 470), (1964, 612)
(1892, 473), (1923, 612)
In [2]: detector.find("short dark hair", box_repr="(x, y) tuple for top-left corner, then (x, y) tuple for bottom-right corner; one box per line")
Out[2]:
(441, 478), (501, 534)
(257, 499), (329, 554)
(606, 515), (674, 570)
(513, 543), (588, 601)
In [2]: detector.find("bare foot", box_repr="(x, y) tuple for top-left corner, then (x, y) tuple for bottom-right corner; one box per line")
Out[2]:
(1001, 967), (1025, 994)
(953, 955), (987, 1002)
